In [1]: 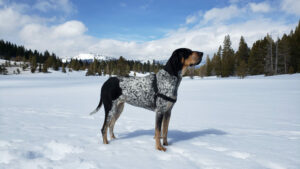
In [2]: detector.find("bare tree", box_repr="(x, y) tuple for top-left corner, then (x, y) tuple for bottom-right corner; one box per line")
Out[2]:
(275, 39), (278, 74)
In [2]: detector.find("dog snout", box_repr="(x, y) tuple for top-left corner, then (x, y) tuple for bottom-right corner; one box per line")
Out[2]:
(197, 52), (203, 58)
(195, 51), (203, 65)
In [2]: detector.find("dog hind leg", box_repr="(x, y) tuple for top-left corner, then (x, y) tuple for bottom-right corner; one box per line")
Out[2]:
(101, 98), (113, 144)
(109, 101), (124, 139)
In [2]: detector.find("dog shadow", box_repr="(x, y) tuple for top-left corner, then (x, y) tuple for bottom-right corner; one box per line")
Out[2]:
(118, 128), (227, 144)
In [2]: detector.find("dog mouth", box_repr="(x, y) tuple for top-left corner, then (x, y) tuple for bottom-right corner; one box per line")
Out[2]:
(190, 59), (201, 66)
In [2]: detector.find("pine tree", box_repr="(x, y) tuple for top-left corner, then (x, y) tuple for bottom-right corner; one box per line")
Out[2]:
(30, 55), (37, 73)
(62, 63), (66, 73)
(221, 35), (235, 77)
(116, 56), (130, 76)
(265, 34), (275, 75)
(198, 65), (206, 78)
(236, 36), (250, 64)
(205, 55), (213, 76)
(86, 63), (95, 76)
(212, 46), (222, 76)
(278, 34), (290, 74)
(38, 63), (42, 72)
(289, 21), (300, 72)
(42, 64), (48, 73)
(236, 60), (247, 78)
(248, 39), (267, 75)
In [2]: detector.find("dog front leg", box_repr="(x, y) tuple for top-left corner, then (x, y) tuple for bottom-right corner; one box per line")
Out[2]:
(162, 110), (171, 146)
(155, 111), (166, 151)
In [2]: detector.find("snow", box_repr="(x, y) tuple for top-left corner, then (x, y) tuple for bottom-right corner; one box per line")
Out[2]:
(62, 53), (115, 63)
(0, 72), (300, 169)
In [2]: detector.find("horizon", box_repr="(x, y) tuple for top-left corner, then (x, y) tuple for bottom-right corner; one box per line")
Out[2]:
(0, 0), (299, 60)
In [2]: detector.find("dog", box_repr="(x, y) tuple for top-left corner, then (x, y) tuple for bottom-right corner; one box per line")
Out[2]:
(90, 48), (203, 151)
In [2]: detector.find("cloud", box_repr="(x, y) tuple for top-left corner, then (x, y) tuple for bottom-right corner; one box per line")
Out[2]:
(281, 0), (300, 16)
(186, 15), (197, 24)
(0, 0), (298, 61)
(203, 5), (244, 23)
(249, 2), (271, 13)
(33, 0), (76, 14)
(18, 21), (95, 57)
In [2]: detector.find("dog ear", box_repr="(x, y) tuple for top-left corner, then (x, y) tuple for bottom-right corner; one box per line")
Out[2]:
(163, 48), (192, 77)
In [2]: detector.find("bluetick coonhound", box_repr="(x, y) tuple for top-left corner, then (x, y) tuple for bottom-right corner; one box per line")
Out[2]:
(90, 48), (203, 151)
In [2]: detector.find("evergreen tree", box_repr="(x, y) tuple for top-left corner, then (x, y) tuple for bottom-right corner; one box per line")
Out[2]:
(236, 60), (247, 78)
(289, 21), (300, 72)
(116, 56), (130, 76)
(198, 65), (206, 78)
(278, 34), (290, 74)
(248, 39), (267, 75)
(86, 63), (95, 76)
(212, 46), (222, 76)
(30, 55), (37, 73)
(236, 36), (250, 64)
(62, 63), (66, 73)
(38, 63), (42, 72)
(265, 34), (275, 75)
(221, 35), (235, 77)
(205, 55), (213, 76)
(42, 64), (48, 73)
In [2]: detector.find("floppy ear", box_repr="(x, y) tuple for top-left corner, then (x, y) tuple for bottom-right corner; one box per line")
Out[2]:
(163, 48), (192, 77)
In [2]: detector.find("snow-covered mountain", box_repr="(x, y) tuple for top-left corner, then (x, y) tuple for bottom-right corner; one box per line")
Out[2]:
(62, 53), (115, 63)
(62, 53), (169, 65)
(62, 53), (206, 67)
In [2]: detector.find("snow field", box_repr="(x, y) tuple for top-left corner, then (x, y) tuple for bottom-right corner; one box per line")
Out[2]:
(0, 72), (300, 169)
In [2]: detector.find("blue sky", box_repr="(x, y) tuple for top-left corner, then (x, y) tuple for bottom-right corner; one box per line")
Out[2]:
(0, 0), (299, 60)
(73, 0), (229, 41)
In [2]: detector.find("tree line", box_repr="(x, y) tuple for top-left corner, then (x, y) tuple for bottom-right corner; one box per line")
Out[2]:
(1, 20), (299, 77)
(0, 40), (62, 73)
(186, 21), (300, 78)
(0, 40), (163, 76)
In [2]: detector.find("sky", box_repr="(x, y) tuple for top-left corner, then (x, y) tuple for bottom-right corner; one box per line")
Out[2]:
(0, 0), (299, 60)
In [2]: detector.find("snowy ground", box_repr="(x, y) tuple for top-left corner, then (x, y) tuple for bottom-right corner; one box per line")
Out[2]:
(0, 71), (300, 169)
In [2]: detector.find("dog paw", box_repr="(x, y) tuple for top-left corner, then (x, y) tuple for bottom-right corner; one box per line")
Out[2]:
(156, 145), (166, 152)
(163, 141), (168, 146)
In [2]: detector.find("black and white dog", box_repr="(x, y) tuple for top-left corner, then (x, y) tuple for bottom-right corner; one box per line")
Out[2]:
(90, 48), (203, 151)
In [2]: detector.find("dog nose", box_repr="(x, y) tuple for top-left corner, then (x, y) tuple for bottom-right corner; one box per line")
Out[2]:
(197, 52), (203, 58)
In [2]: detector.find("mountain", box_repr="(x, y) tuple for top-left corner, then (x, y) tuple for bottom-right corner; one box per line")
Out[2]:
(62, 53), (115, 63)
(62, 53), (205, 67)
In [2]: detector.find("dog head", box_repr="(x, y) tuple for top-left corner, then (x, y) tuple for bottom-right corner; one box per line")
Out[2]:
(164, 48), (203, 77)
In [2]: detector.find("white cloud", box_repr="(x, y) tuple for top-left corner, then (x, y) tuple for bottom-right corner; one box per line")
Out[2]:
(18, 21), (95, 57)
(249, 2), (271, 13)
(34, 0), (75, 14)
(53, 21), (87, 38)
(186, 15), (197, 24)
(0, 7), (46, 41)
(281, 0), (300, 16)
(203, 5), (243, 23)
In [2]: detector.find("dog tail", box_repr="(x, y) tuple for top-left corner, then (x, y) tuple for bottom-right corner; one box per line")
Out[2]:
(89, 97), (103, 115)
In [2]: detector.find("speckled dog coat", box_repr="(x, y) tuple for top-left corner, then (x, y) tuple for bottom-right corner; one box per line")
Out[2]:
(119, 69), (181, 112)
